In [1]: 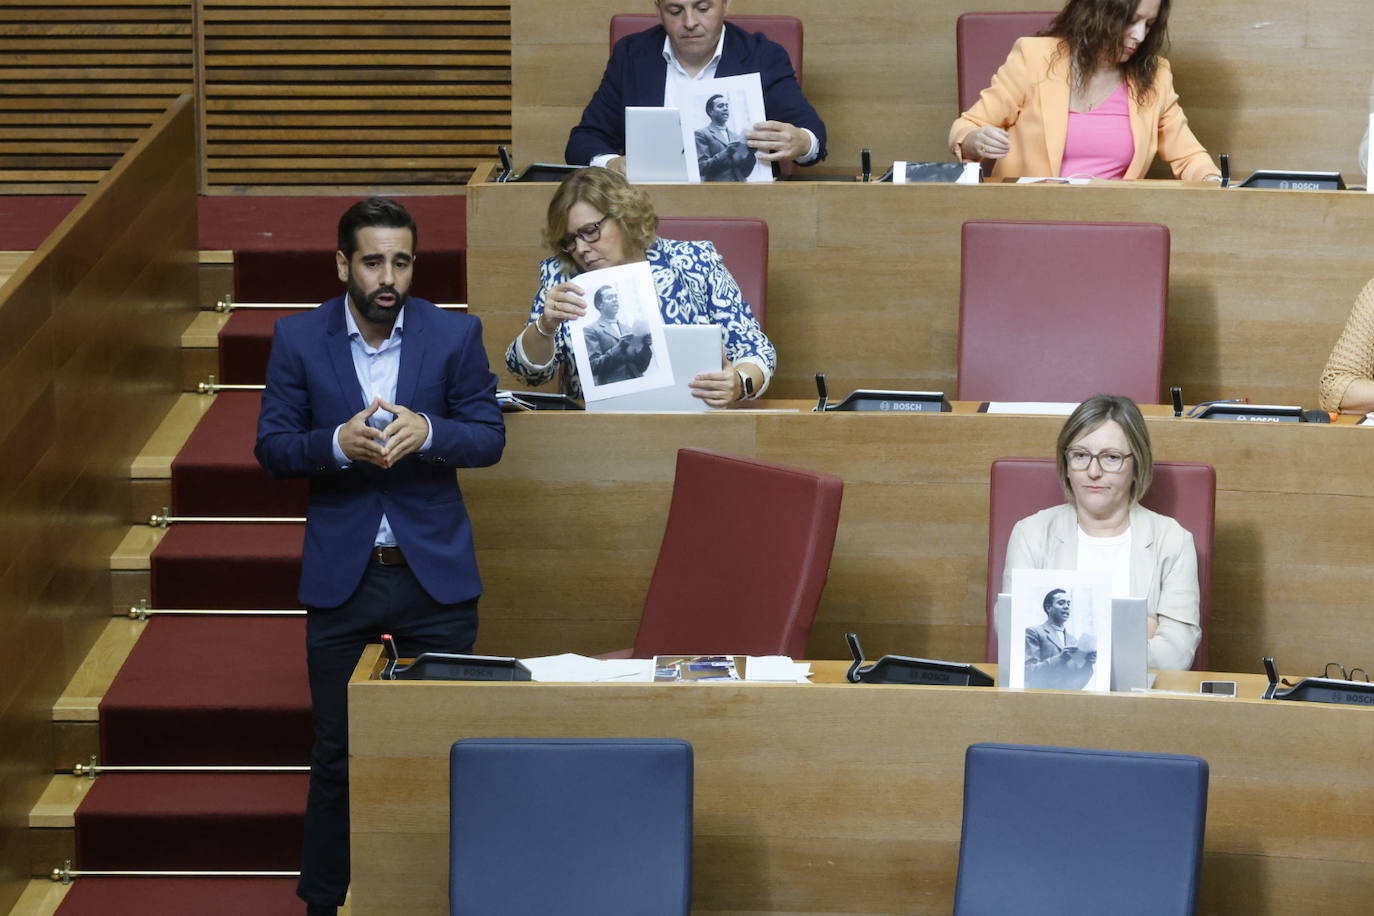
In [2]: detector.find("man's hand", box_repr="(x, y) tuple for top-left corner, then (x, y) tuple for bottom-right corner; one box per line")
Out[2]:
(606, 155), (627, 174)
(339, 398), (388, 468)
(747, 120), (809, 163)
(378, 399), (430, 467)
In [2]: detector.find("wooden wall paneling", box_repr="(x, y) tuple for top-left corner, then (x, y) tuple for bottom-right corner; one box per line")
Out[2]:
(0, 0), (193, 193)
(0, 95), (197, 911)
(466, 177), (1374, 406)
(200, 0), (512, 191)
(457, 410), (1374, 677)
(512, 1), (1374, 178)
(348, 656), (1374, 915)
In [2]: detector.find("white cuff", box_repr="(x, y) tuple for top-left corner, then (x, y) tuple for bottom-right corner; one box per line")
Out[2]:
(514, 325), (559, 372)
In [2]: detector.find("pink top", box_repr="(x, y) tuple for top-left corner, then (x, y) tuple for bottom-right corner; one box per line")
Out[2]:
(1059, 82), (1134, 179)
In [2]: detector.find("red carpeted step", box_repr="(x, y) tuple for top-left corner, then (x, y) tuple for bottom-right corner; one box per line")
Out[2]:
(0, 195), (81, 247)
(56, 877), (305, 915)
(74, 773), (307, 870)
(218, 249), (466, 385)
(100, 616), (311, 765)
(151, 523), (304, 611)
(218, 308), (293, 386)
(171, 391), (308, 516)
(198, 193), (466, 252)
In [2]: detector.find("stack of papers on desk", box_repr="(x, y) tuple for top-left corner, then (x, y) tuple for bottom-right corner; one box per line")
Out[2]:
(520, 653), (811, 683)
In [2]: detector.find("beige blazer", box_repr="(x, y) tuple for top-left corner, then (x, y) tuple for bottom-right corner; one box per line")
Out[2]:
(1002, 502), (1201, 670)
(949, 37), (1219, 181)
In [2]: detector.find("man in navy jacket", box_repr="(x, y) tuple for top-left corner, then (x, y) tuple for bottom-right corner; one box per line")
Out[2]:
(565, 1), (827, 171)
(255, 198), (504, 915)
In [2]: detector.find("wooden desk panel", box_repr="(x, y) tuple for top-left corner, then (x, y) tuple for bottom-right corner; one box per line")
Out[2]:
(460, 408), (1374, 675)
(349, 648), (1374, 916)
(467, 174), (1374, 405)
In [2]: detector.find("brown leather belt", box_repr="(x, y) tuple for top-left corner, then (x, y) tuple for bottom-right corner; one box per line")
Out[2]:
(372, 546), (407, 566)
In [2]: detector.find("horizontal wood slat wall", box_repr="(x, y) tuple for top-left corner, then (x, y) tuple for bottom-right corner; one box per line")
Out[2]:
(200, 0), (511, 192)
(0, 1), (193, 193)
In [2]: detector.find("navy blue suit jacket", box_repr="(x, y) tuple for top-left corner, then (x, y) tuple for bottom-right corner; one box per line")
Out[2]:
(565, 21), (827, 166)
(254, 296), (505, 609)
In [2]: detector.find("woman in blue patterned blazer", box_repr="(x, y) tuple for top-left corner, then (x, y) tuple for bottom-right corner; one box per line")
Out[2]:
(504, 167), (775, 406)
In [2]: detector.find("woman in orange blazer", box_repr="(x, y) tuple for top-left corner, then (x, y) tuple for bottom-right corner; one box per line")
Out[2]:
(949, 0), (1219, 182)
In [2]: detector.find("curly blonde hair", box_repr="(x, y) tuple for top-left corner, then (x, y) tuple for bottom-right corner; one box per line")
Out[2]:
(543, 167), (659, 272)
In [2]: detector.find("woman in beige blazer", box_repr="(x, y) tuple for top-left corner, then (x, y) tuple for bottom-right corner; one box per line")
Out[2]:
(950, 0), (1219, 181)
(1002, 396), (1201, 670)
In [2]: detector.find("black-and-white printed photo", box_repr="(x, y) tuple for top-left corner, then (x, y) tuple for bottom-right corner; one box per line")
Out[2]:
(567, 260), (673, 402)
(1024, 587), (1098, 690)
(1008, 568), (1112, 692)
(582, 284), (653, 385)
(679, 73), (771, 184)
(693, 93), (757, 182)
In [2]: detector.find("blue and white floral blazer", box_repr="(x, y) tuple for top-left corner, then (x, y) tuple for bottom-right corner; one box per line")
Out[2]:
(504, 237), (776, 400)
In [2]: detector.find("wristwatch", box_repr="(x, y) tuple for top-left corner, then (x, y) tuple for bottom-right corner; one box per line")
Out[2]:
(735, 367), (755, 400)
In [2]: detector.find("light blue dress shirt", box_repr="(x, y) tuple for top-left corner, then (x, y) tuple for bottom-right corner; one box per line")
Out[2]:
(330, 298), (434, 547)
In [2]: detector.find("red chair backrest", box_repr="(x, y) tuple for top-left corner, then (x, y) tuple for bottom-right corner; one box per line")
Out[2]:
(610, 14), (803, 85)
(985, 457), (1214, 670)
(957, 220), (1169, 404)
(656, 216), (768, 329)
(956, 11), (1058, 113)
(634, 448), (843, 658)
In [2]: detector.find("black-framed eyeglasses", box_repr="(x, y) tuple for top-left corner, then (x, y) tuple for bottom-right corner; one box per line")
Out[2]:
(1064, 448), (1134, 473)
(558, 214), (610, 253)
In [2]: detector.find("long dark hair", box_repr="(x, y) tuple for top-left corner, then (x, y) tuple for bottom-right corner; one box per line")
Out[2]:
(1045, 0), (1170, 105)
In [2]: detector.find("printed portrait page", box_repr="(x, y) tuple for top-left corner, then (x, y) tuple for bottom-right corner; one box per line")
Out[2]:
(566, 260), (673, 402)
(1009, 568), (1113, 692)
(678, 72), (772, 184)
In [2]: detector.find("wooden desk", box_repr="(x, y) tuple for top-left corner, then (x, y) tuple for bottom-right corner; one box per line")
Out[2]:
(348, 645), (1374, 916)
(467, 168), (1374, 405)
(460, 404), (1374, 675)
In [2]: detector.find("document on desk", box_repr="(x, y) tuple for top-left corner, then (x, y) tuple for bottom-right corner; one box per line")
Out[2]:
(982, 402), (1080, 416)
(521, 653), (655, 683)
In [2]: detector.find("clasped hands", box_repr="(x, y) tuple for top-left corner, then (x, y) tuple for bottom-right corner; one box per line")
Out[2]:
(340, 396), (428, 469)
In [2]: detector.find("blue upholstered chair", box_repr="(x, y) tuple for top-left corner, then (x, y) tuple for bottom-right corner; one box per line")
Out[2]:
(450, 738), (693, 916)
(955, 743), (1209, 915)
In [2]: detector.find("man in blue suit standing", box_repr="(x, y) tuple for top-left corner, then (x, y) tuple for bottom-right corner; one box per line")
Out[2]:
(255, 198), (505, 916)
(565, 0), (827, 172)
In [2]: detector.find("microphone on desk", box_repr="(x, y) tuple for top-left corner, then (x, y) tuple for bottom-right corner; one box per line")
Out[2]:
(1170, 387), (1184, 418)
(861, 149), (872, 183)
(814, 372), (830, 412)
(381, 633), (400, 680)
(1219, 153), (1230, 189)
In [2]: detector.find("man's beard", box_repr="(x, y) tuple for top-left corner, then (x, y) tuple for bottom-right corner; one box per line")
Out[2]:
(349, 279), (406, 325)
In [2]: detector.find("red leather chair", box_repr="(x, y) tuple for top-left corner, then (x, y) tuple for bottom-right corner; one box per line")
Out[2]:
(984, 457), (1214, 670)
(611, 14), (804, 177)
(657, 216), (768, 329)
(956, 12), (1057, 114)
(957, 220), (1170, 404)
(610, 15), (803, 85)
(607, 447), (843, 659)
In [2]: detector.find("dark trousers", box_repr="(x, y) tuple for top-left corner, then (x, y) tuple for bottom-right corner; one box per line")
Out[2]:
(297, 561), (479, 907)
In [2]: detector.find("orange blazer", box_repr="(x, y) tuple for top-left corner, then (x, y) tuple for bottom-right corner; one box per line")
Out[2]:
(949, 37), (1219, 181)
